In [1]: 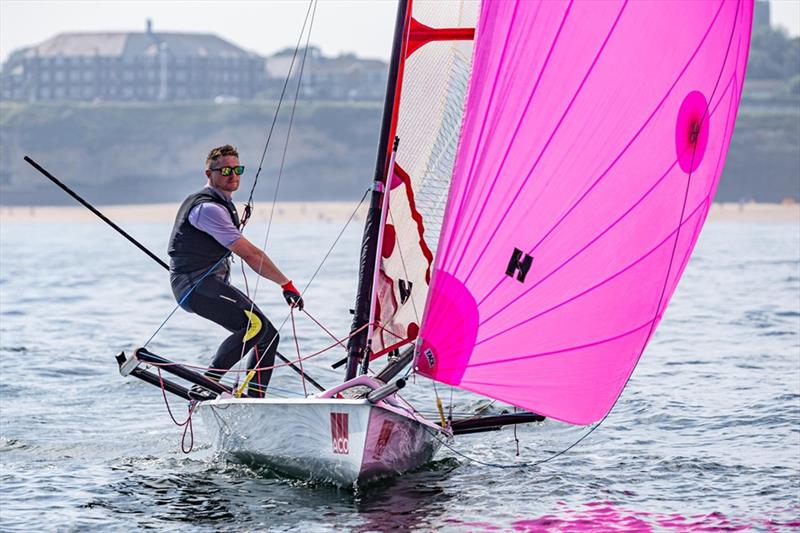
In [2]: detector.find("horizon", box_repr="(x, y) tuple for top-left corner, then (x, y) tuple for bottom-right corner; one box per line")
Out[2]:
(1, 0), (799, 65)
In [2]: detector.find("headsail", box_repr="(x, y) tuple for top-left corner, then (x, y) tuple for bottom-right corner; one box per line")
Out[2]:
(416, 0), (753, 425)
(372, 0), (479, 357)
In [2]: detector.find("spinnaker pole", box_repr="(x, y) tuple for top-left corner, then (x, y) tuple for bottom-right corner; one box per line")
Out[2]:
(344, 0), (410, 381)
(24, 156), (170, 270)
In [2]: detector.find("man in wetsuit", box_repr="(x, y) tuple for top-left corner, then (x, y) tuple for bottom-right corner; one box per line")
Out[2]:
(167, 144), (303, 397)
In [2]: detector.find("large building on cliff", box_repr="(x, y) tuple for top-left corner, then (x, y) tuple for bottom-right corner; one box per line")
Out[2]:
(0, 22), (389, 103)
(0, 20), (267, 102)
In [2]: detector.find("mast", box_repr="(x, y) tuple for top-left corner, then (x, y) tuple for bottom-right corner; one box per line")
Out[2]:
(344, 0), (410, 381)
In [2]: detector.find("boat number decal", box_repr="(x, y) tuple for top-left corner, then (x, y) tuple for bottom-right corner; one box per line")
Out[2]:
(398, 279), (413, 304)
(506, 247), (533, 283)
(372, 420), (395, 460)
(424, 348), (435, 368)
(330, 412), (349, 455)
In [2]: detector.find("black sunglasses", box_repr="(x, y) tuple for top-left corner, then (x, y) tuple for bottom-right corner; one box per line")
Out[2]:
(211, 165), (245, 176)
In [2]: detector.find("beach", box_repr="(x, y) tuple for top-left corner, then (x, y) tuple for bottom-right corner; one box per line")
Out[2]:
(0, 201), (797, 224)
(0, 201), (370, 224)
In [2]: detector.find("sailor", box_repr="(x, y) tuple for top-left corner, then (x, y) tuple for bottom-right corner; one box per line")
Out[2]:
(167, 144), (303, 397)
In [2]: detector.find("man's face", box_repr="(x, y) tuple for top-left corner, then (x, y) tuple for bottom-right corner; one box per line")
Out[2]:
(206, 155), (241, 195)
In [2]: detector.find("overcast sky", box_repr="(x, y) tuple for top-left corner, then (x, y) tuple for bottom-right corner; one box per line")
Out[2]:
(1, 0), (798, 64)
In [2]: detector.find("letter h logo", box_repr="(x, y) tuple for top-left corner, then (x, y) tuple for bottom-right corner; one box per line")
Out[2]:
(506, 247), (533, 283)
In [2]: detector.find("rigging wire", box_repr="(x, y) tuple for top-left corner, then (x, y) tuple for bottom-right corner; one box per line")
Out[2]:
(237, 184), (367, 395)
(235, 0), (319, 382)
(142, 1), (317, 351)
(242, 0), (317, 226)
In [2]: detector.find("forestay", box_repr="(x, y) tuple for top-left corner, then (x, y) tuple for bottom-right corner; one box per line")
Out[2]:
(416, 0), (753, 425)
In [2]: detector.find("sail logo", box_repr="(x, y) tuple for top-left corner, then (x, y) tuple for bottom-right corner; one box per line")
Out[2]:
(398, 279), (413, 304)
(330, 412), (349, 454)
(506, 248), (533, 282)
(424, 348), (435, 368)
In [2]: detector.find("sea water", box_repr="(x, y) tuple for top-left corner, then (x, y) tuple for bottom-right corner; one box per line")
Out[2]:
(0, 214), (798, 531)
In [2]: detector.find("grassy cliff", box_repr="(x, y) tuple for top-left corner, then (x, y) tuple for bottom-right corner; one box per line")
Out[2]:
(0, 98), (797, 205)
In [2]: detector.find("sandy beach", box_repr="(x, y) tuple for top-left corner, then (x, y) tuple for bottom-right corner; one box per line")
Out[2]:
(0, 201), (370, 224)
(0, 201), (797, 225)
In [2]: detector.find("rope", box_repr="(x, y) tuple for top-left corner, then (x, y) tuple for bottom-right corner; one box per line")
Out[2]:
(143, 255), (228, 348)
(243, 0), (317, 222)
(156, 369), (196, 454)
(290, 309), (309, 397)
(236, 1), (319, 373)
(236, 187), (369, 390)
(303, 309), (349, 350)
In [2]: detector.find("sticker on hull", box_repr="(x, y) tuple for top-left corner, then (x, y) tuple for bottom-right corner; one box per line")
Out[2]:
(331, 412), (349, 455)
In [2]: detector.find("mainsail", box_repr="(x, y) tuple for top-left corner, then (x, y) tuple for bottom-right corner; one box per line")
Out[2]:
(371, 0), (479, 356)
(416, 0), (753, 425)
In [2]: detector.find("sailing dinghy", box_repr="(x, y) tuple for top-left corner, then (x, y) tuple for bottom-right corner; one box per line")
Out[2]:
(114, 0), (753, 486)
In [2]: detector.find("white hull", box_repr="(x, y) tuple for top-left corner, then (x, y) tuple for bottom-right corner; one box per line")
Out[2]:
(196, 393), (448, 486)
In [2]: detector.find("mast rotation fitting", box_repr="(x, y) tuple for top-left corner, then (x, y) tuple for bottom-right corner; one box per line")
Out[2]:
(371, 180), (385, 193)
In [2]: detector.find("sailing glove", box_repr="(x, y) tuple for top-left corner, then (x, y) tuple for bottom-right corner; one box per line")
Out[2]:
(281, 280), (304, 311)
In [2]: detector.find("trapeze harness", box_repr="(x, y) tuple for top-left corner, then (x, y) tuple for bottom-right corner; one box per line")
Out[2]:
(167, 187), (278, 397)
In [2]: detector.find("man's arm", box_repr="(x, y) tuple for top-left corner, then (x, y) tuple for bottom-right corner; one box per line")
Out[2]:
(228, 235), (290, 286)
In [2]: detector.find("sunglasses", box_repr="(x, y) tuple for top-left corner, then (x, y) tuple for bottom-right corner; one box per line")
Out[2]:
(211, 165), (245, 176)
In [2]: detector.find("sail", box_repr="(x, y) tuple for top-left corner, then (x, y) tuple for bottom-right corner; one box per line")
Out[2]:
(416, 0), (753, 425)
(371, 0), (479, 357)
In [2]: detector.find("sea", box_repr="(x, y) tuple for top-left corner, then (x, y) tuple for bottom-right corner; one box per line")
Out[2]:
(0, 212), (798, 532)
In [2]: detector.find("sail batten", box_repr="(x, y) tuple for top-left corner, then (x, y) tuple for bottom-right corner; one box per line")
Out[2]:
(416, 0), (753, 425)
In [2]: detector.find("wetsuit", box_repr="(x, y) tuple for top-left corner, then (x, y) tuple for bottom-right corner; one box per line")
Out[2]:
(167, 186), (278, 396)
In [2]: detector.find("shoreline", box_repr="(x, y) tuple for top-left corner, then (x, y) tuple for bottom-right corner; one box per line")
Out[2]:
(0, 201), (797, 224)
(0, 201), (370, 224)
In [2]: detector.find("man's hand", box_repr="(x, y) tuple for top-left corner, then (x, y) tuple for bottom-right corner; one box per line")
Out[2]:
(281, 280), (304, 311)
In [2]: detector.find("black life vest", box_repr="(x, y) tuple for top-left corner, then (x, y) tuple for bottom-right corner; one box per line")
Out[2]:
(167, 188), (240, 274)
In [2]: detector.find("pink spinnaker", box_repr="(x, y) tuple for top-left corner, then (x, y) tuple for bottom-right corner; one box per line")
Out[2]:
(416, 0), (753, 425)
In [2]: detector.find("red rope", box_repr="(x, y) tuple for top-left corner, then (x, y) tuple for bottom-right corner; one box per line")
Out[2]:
(157, 368), (196, 454)
(146, 322), (372, 373)
(302, 309), (349, 350)
(290, 309), (308, 397)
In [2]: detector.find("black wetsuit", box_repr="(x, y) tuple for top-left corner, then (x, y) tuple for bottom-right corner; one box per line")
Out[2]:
(167, 188), (278, 396)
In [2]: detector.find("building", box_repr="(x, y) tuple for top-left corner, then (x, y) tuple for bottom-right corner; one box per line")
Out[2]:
(0, 20), (266, 102)
(753, 0), (770, 31)
(265, 47), (387, 101)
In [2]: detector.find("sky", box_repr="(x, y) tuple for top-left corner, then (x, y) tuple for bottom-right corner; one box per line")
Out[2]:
(1, 0), (798, 64)
(0, 1), (399, 63)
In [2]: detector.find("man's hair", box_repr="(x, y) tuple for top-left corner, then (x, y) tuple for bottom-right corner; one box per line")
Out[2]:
(206, 144), (239, 169)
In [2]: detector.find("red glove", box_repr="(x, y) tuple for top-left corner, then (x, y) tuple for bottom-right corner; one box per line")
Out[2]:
(281, 280), (304, 311)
